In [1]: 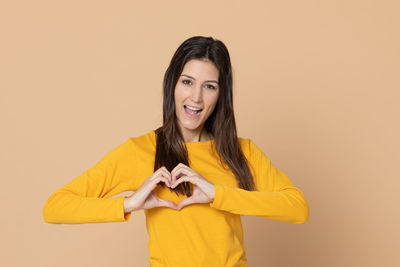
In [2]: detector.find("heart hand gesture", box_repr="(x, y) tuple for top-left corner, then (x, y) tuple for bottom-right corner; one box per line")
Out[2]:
(124, 164), (215, 213)
(170, 163), (215, 210)
(127, 166), (178, 212)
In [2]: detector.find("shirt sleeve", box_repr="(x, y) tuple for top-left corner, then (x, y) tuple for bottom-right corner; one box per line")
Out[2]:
(43, 139), (137, 224)
(209, 139), (309, 224)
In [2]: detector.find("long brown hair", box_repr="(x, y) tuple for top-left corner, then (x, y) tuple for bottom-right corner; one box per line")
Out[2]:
(154, 36), (255, 197)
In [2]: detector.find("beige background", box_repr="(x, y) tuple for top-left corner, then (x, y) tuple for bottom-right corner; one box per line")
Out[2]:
(1, 1), (399, 266)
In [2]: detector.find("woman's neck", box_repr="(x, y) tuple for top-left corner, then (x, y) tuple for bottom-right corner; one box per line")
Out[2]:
(182, 128), (212, 142)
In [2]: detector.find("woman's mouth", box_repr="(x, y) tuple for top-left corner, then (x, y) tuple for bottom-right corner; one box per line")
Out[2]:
(184, 105), (202, 118)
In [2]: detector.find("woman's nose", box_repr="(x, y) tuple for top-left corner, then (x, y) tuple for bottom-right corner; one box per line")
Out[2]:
(190, 86), (203, 102)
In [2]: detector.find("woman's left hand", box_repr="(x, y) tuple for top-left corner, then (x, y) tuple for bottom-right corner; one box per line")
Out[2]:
(170, 163), (215, 210)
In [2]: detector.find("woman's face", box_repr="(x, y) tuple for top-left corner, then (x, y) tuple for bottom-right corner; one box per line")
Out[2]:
(174, 58), (220, 139)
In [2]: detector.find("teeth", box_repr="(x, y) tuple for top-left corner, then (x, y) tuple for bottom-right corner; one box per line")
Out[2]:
(185, 105), (202, 111)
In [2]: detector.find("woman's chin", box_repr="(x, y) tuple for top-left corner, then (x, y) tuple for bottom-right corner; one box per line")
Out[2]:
(180, 120), (203, 131)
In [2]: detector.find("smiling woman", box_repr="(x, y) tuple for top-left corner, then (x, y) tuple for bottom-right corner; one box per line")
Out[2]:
(175, 59), (220, 143)
(42, 36), (309, 267)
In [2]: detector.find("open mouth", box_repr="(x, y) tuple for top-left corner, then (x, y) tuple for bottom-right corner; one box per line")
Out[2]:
(184, 105), (203, 114)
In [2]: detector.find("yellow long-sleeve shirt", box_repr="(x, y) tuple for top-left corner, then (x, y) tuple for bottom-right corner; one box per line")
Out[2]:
(43, 130), (309, 266)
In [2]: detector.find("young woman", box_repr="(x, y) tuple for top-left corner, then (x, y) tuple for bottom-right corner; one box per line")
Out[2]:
(43, 36), (309, 266)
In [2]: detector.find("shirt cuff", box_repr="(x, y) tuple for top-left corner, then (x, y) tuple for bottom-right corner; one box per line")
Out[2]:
(117, 196), (132, 222)
(209, 184), (224, 209)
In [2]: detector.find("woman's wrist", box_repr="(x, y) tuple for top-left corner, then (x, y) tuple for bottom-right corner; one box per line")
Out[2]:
(124, 195), (137, 213)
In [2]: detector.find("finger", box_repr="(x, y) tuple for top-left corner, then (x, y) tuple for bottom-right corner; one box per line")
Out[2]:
(156, 176), (172, 187)
(170, 165), (180, 183)
(153, 170), (172, 186)
(171, 175), (191, 188)
(171, 168), (192, 185)
(178, 163), (189, 169)
(177, 196), (194, 210)
(158, 167), (171, 179)
(161, 166), (172, 179)
(171, 163), (189, 175)
(157, 198), (178, 210)
(159, 169), (172, 185)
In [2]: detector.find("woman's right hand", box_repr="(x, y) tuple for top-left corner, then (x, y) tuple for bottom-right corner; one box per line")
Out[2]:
(124, 166), (178, 212)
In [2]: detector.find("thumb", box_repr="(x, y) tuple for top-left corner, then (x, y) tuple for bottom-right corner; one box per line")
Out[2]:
(177, 197), (195, 210)
(156, 197), (179, 210)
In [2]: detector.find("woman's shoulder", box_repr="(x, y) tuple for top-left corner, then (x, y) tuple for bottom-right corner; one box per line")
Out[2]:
(237, 136), (267, 162)
(237, 136), (252, 157)
(127, 129), (156, 150)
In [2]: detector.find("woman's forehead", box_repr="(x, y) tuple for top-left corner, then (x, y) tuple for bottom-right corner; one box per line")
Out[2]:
(181, 59), (219, 80)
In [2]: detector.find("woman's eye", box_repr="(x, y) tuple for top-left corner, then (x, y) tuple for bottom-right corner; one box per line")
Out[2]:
(181, 79), (216, 89)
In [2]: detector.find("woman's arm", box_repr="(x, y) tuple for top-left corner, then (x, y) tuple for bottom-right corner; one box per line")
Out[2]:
(42, 139), (137, 224)
(209, 139), (309, 224)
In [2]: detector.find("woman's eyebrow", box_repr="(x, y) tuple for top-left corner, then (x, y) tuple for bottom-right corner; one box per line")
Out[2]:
(180, 74), (218, 84)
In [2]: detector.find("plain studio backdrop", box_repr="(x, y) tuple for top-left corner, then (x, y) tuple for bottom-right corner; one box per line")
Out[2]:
(1, 1), (399, 266)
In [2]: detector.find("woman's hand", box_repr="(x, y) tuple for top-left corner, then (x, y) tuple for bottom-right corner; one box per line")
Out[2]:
(125, 167), (178, 212)
(170, 163), (215, 210)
